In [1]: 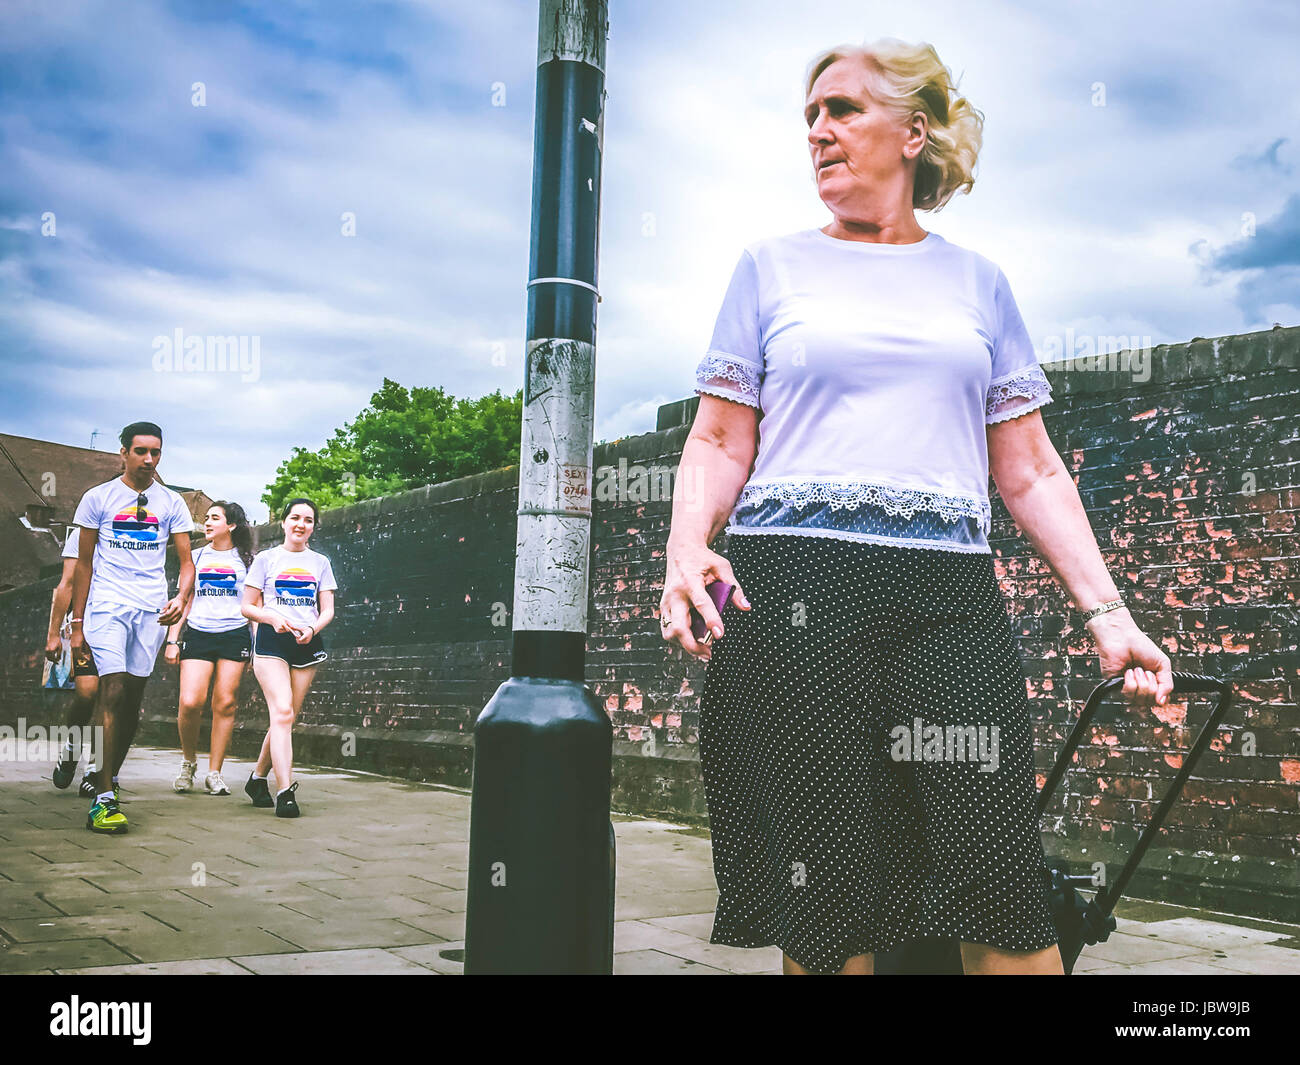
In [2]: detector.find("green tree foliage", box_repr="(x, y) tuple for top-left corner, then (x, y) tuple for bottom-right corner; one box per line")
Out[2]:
(263, 379), (523, 514)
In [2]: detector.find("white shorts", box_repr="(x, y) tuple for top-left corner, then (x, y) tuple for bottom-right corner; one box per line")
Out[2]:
(83, 606), (169, 678)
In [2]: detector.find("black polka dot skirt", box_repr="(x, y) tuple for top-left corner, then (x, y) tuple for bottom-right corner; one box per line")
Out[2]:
(698, 533), (1058, 973)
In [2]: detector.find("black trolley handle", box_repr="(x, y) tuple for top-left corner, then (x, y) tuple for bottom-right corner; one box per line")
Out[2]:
(1035, 670), (1234, 916)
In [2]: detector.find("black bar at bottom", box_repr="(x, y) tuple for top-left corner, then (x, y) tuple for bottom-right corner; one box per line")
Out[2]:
(512, 629), (585, 682)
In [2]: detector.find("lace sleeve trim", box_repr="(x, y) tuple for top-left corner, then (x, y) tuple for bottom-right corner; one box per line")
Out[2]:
(695, 384), (761, 409)
(986, 390), (1053, 424)
(986, 363), (1053, 422)
(695, 350), (762, 400)
(736, 479), (991, 527)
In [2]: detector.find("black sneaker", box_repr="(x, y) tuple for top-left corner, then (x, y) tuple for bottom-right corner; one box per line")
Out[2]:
(80, 776), (119, 803)
(244, 773), (274, 808)
(275, 781), (300, 818)
(53, 757), (78, 789)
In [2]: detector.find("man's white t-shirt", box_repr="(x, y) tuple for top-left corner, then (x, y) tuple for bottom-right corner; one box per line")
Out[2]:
(61, 525), (81, 559)
(694, 228), (1054, 553)
(186, 544), (250, 633)
(72, 478), (195, 611)
(245, 545), (337, 630)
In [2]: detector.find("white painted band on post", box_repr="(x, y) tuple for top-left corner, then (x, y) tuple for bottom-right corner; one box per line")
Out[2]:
(527, 277), (601, 302)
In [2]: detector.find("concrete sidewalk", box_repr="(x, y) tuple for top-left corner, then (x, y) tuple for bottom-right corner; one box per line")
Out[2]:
(1, 745), (1296, 975)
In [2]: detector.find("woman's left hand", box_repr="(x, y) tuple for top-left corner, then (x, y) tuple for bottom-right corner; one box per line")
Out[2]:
(293, 624), (315, 645)
(1085, 609), (1173, 708)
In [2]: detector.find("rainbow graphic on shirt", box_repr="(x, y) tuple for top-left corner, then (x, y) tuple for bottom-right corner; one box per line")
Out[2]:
(197, 565), (239, 596)
(273, 567), (318, 603)
(110, 505), (161, 542)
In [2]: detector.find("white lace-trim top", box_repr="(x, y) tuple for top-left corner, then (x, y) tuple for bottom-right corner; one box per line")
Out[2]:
(693, 228), (1054, 553)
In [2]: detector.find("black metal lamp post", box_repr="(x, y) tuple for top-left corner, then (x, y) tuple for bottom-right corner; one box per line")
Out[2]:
(464, 0), (614, 975)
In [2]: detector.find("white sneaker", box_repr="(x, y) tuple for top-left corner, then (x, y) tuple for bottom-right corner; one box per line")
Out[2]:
(173, 760), (198, 792)
(204, 771), (230, 795)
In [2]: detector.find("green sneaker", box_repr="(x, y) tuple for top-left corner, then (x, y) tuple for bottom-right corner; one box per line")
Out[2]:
(87, 797), (128, 834)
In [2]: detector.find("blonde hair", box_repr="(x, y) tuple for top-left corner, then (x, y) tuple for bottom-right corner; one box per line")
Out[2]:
(804, 38), (984, 212)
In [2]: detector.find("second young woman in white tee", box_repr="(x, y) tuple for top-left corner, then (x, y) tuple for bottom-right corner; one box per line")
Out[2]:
(165, 502), (255, 795)
(240, 497), (336, 818)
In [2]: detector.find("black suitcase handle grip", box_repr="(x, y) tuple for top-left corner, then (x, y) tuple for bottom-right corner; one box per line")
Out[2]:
(1035, 670), (1234, 916)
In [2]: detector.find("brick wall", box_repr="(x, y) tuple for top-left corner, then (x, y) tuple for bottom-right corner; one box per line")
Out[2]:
(2, 325), (1296, 920)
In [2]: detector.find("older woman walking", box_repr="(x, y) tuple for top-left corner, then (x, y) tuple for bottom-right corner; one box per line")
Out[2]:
(660, 38), (1173, 976)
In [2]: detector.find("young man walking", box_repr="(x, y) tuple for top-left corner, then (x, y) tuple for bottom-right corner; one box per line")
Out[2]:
(69, 422), (195, 834)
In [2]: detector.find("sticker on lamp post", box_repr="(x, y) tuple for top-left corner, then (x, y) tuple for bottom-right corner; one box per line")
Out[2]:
(513, 337), (595, 633)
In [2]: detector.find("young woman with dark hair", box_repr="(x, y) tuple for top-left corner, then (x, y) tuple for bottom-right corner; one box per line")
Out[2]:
(240, 498), (336, 818)
(166, 501), (255, 795)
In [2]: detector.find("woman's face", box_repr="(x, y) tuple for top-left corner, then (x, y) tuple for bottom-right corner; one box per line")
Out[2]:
(805, 58), (920, 216)
(203, 507), (231, 541)
(283, 505), (315, 545)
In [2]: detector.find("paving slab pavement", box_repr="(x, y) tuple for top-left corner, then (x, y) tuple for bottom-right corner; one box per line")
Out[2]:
(1, 743), (1296, 975)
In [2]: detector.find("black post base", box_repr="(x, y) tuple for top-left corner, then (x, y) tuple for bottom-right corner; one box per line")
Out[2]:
(465, 675), (614, 974)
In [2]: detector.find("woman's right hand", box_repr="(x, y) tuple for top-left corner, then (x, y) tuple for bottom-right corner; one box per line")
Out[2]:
(270, 614), (294, 634)
(660, 538), (750, 662)
(164, 643), (180, 665)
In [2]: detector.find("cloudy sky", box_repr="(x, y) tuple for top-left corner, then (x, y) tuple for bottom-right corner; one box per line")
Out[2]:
(2, 0), (1296, 521)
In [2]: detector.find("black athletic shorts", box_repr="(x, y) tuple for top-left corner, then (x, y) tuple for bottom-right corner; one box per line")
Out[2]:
(71, 646), (99, 678)
(180, 624), (252, 663)
(253, 623), (328, 668)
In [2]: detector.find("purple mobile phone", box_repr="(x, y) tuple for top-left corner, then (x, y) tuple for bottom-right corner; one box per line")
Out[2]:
(690, 580), (735, 644)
